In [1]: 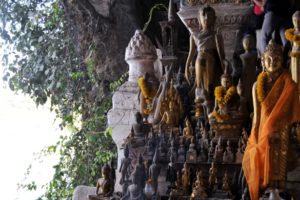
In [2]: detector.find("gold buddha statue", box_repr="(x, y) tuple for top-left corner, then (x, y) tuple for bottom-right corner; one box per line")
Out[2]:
(185, 5), (224, 114)
(242, 39), (300, 200)
(160, 101), (179, 127)
(183, 118), (193, 140)
(191, 170), (208, 199)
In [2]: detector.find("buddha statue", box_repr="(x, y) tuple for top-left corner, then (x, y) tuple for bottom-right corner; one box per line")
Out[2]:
(158, 139), (167, 162)
(137, 72), (158, 117)
(213, 137), (224, 163)
(119, 145), (132, 185)
(222, 171), (231, 192)
(149, 149), (161, 194)
(132, 111), (148, 138)
(170, 171), (185, 197)
(285, 11), (300, 100)
(182, 162), (190, 192)
(177, 139), (186, 163)
(185, 5), (225, 115)
(167, 139), (177, 163)
(121, 170), (146, 200)
(235, 141), (243, 164)
(223, 140), (234, 164)
(186, 137), (197, 163)
(183, 118), (193, 140)
(239, 34), (258, 109)
(208, 65), (245, 140)
(209, 66), (239, 123)
(134, 154), (147, 191)
(166, 154), (177, 189)
(207, 140), (215, 163)
(208, 162), (218, 190)
(160, 101), (179, 127)
(242, 39), (300, 200)
(191, 170), (208, 199)
(88, 163), (114, 200)
(197, 144), (208, 163)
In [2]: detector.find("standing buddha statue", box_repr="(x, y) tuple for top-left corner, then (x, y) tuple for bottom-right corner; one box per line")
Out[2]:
(242, 39), (300, 200)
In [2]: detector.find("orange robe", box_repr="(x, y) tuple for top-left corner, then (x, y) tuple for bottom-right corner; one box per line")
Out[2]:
(242, 71), (300, 200)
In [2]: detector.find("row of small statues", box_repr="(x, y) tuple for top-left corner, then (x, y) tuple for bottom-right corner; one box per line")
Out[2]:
(169, 162), (233, 199)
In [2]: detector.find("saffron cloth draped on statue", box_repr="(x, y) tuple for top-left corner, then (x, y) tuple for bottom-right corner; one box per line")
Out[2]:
(242, 71), (300, 200)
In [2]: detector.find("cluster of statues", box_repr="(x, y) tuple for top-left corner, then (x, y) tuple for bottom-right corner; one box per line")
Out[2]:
(88, 3), (300, 200)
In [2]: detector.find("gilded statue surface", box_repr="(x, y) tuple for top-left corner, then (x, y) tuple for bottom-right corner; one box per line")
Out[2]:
(242, 39), (300, 200)
(185, 5), (224, 114)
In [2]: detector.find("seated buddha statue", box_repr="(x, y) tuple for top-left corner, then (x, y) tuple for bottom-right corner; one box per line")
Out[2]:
(88, 163), (114, 200)
(160, 101), (179, 128)
(183, 118), (193, 140)
(208, 66), (245, 140)
(191, 170), (208, 199)
(242, 39), (300, 200)
(209, 66), (239, 123)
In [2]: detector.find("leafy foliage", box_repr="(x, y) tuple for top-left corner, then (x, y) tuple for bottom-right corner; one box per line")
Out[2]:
(0, 0), (128, 199)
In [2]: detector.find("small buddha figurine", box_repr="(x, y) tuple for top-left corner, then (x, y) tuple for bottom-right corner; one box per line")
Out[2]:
(208, 162), (218, 190)
(134, 154), (147, 191)
(222, 171), (231, 192)
(191, 170), (208, 199)
(223, 140), (235, 164)
(119, 145), (132, 185)
(239, 34), (258, 108)
(200, 122), (210, 149)
(235, 141), (243, 164)
(197, 144), (208, 163)
(177, 139), (186, 163)
(213, 137), (224, 163)
(186, 137), (197, 163)
(149, 149), (161, 194)
(183, 118), (193, 140)
(158, 139), (167, 161)
(121, 170), (146, 200)
(167, 139), (177, 162)
(132, 112), (147, 138)
(209, 66), (239, 123)
(144, 139), (154, 158)
(160, 101), (179, 127)
(88, 163), (114, 200)
(170, 171), (185, 196)
(207, 140), (215, 163)
(166, 154), (177, 189)
(181, 162), (190, 192)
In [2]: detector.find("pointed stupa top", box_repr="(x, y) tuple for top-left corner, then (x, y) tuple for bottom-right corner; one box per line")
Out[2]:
(125, 30), (157, 61)
(168, 0), (175, 23)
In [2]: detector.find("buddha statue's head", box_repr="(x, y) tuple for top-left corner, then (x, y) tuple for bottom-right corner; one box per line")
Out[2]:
(261, 39), (283, 75)
(221, 65), (232, 89)
(292, 11), (300, 31)
(198, 5), (216, 30)
(102, 163), (111, 179)
(242, 34), (255, 52)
